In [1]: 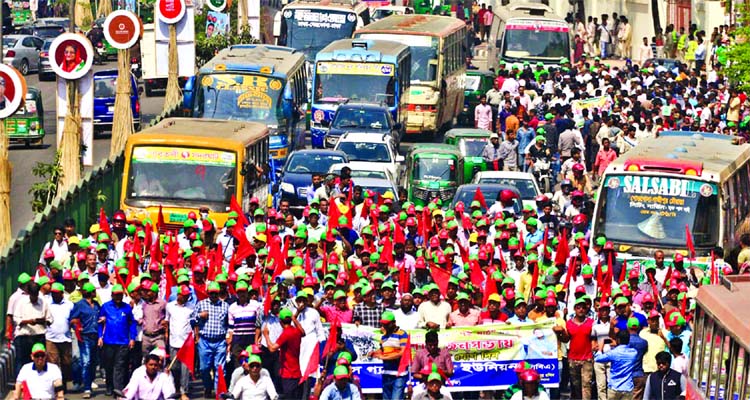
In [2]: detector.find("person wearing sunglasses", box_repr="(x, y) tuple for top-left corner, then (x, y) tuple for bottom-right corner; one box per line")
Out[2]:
(12, 342), (65, 400)
(231, 353), (278, 400)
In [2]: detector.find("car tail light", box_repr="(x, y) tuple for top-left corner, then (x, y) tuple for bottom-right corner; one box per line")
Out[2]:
(40, 51), (48, 57)
(97, 42), (103, 48)
(407, 104), (435, 112)
(131, 57), (138, 64)
(135, 100), (140, 114)
(6, 50), (15, 57)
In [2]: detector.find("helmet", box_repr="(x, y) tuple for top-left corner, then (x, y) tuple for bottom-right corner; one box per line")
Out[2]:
(519, 369), (540, 383)
(572, 163), (585, 173)
(113, 211), (126, 222)
(499, 189), (516, 205)
(572, 214), (587, 225)
(534, 194), (549, 203)
(571, 190), (585, 199)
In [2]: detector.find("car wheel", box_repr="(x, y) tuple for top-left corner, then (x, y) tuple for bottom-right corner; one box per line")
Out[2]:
(19, 59), (29, 75)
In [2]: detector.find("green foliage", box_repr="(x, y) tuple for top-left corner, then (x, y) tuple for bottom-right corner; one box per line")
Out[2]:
(194, 3), (260, 68)
(725, 5), (750, 91)
(29, 152), (63, 214)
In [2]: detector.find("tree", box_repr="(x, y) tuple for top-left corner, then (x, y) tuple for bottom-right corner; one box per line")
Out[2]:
(725, 5), (750, 91)
(194, 3), (259, 68)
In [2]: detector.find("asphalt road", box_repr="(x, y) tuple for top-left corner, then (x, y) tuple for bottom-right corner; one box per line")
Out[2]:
(7, 61), (168, 239)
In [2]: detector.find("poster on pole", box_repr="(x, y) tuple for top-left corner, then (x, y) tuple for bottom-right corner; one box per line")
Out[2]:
(155, 0), (196, 77)
(0, 64), (27, 119)
(206, 11), (230, 37)
(56, 72), (94, 166)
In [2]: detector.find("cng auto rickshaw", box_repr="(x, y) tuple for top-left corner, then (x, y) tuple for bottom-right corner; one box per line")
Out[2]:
(6, 87), (45, 147)
(458, 70), (495, 126)
(405, 144), (464, 206)
(444, 128), (491, 182)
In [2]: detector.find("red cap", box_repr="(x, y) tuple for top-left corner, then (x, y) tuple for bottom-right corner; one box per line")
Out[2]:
(250, 197), (260, 204)
(415, 258), (426, 269)
(188, 211), (197, 220)
(671, 271), (682, 280)
(63, 270), (74, 280)
(438, 230), (449, 239)
(97, 266), (109, 275)
(149, 262), (161, 272)
(598, 301), (611, 309)
(575, 285), (586, 294)
(622, 287), (632, 297)
(44, 249), (55, 259)
(507, 222), (517, 230)
(603, 241), (615, 250)
(504, 288), (515, 299)
(429, 237), (440, 248)
(192, 265), (204, 273)
(335, 278), (346, 286)
(303, 276), (316, 287)
(648, 309), (661, 319)
(674, 253), (684, 262)
(544, 297), (556, 307)
(678, 282), (688, 292)
(478, 251), (488, 260)
(628, 269), (640, 279)
(406, 217), (417, 227)
(178, 286), (191, 296)
(642, 293), (654, 304)
(76, 251), (87, 261)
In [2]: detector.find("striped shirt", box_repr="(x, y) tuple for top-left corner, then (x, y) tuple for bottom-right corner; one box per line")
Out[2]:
(228, 300), (262, 339)
(381, 328), (408, 376)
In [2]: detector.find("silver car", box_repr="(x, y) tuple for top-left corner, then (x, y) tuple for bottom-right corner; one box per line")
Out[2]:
(3, 35), (44, 75)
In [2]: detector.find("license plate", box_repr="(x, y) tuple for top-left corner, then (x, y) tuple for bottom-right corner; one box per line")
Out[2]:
(108, 106), (114, 112)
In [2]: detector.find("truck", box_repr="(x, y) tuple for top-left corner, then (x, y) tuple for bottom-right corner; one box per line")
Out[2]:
(140, 23), (168, 97)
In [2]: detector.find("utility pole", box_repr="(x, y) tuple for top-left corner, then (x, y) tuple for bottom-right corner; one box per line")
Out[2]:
(0, 1), (10, 249)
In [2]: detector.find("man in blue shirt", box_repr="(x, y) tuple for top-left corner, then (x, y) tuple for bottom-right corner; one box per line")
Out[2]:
(69, 282), (100, 398)
(627, 317), (649, 400)
(191, 281), (230, 398)
(594, 330), (639, 399)
(98, 283), (137, 397)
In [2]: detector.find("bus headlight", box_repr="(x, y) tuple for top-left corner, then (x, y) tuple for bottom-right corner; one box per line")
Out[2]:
(280, 182), (294, 193)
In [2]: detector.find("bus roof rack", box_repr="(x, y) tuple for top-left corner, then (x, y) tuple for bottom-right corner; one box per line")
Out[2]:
(229, 44), (297, 53)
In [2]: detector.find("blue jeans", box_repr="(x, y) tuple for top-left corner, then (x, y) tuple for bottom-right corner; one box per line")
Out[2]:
(382, 374), (407, 400)
(78, 335), (99, 391)
(198, 337), (227, 391)
(601, 41), (609, 58)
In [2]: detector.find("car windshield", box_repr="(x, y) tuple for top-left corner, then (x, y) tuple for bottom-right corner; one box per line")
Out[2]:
(126, 146), (237, 209)
(330, 166), (388, 179)
(282, 9), (358, 61)
(476, 177), (538, 199)
(314, 62), (396, 106)
(360, 184), (395, 196)
(36, 26), (64, 37)
(332, 108), (390, 130)
(414, 156), (457, 181)
(595, 175), (719, 247)
(502, 26), (570, 61)
(453, 188), (521, 214)
(372, 9), (396, 20)
(193, 73), (283, 124)
(94, 77), (116, 98)
(464, 75), (481, 91)
(459, 138), (487, 157)
(286, 154), (346, 173)
(3, 38), (16, 47)
(336, 142), (391, 162)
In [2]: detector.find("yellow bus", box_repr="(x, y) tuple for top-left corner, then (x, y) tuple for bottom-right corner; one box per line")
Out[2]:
(354, 15), (467, 137)
(120, 118), (270, 230)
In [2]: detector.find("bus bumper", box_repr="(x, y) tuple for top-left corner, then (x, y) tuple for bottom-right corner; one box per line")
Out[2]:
(405, 111), (438, 135)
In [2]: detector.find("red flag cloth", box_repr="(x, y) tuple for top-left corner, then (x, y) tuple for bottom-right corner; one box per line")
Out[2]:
(579, 241), (590, 265)
(397, 336), (412, 375)
(157, 205), (166, 233)
(430, 265), (452, 295)
(304, 250), (312, 276)
(685, 224), (696, 259)
(381, 237), (394, 265)
(518, 233), (525, 256)
(554, 229), (569, 266)
(216, 363), (227, 400)
(461, 214), (473, 231)
(231, 195), (250, 227)
(482, 277), (498, 308)
(322, 321), (340, 356)
(99, 208), (112, 237)
(329, 199), (342, 230)
(399, 265), (409, 294)
(473, 187), (488, 209)
(194, 281), (209, 301)
(263, 289), (273, 315)
(300, 342), (320, 384)
(151, 239), (163, 265)
(251, 266), (264, 290)
(710, 251), (718, 285)
(232, 223), (254, 262)
(126, 253), (139, 287)
(529, 263), (540, 295)
(394, 222), (406, 245)
(618, 257), (628, 284)
(421, 207), (431, 246)
(175, 332), (195, 377)
(143, 224), (152, 256)
(458, 243), (469, 265)
(21, 381), (31, 400)
(164, 262), (176, 301)
(563, 257), (575, 303)
(470, 260), (484, 288)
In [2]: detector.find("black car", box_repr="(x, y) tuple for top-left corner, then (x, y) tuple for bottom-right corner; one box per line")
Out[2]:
(274, 150), (349, 213)
(325, 103), (402, 150)
(450, 184), (523, 216)
(16, 24), (65, 39)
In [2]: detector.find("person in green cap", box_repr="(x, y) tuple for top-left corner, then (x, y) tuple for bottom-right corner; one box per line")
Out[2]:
(98, 283), (137, 396)
(353, 284), (386, 328)
(6, 273), (32, 344)
(267, 307), (305, 399)
(14, 342), (65, 400)
(191, 281), (230, 398)
(46, 281), (74, 389)
(318, 364), (359, 400)
(69, 282), (100, 397)
(229, 352), (278, 400)
(12, 280), (52, 377)
(411, 371), (449, 400)
(370, 310), (409, 400)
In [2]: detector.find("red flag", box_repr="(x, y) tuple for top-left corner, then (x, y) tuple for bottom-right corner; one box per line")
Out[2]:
(563, 257), (575, 303)
(458, 242), (469, 265)
(21, 381), (31, 400)
(579, 241), (590, 265)
(126, 252), (139, 287)
(164, 262), (176, 301)
(421, 207), (432, 246)
(232, 223), (254, 262)
(216, 363), (227, 400)
(322, 321), (340, 356)
(430, 265), (452, 294)
(263, 288), (274, 315)
(151, 239), (163, 265)
(271, 238), (288, 280)
(685, 224), (696, 259)
(529, 261), (540, 295)
(397, 336), (412, 375)
(554, 229), (570, 266)
(194, 281), (209, 301)
(473, 187), (488, 209)
(346, 181), (353, 206)
(394, 222), (406, 245)
(470, 260), (484, 288)
(381, 237), (394, 266)
(329, 199), (342, 230)
(300, 342), (320, 384)
(619, 257), (628, 284)
(98, 208), (112, 237)
(399, 265), (409, 294)
(231, 195), (250, 227)
(252, 266), (264, 290)
(710, 250), (718, 285)
(518, 233), (525, 256)
(157, 205), (166, 233)
(482, 276), (498, 308)
(461, 214), (473, 231)
(143, 223), (153, 255)
(175, 331), (195, 377)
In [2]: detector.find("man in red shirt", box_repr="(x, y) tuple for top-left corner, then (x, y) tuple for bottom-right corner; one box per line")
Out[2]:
(268, 308), (305, 399)
(562, 297), (595, 400)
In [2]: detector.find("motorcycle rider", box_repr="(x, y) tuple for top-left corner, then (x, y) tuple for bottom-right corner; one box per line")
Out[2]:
(552, 179), (573, 213)
(86, 23), (105, 64)
(570, 163), (593, 195)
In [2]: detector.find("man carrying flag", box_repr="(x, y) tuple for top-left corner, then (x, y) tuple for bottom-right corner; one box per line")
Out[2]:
(166, 286), (194, 400)
(13, 343), (64, 400)
(369, 311), (409, 400)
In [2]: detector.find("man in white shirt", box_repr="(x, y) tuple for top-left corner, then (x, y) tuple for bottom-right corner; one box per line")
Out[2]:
(123, 353), (176, 400)
(392, 293), (419, 330)
(45, 283), (73, 389)
(13, 343), (64, 400)
(166, 286), (195, 399)
(231, 354), (279, 400)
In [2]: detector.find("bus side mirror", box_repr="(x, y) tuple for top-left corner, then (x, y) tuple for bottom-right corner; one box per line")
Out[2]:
(282, 83), (293, 119)
(183, 76), (195, 113)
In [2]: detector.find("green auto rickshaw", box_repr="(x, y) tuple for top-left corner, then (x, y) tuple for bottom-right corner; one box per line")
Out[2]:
(413, 0), (451, 15)
(406, 144), (464, 206)
(458, 70), (495, 126)
(6, 87), (45, 148)
(444, 128), (491, 182)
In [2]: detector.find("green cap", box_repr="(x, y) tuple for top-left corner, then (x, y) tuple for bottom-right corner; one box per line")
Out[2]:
(207, 282), (221, 292)
(248, 354), (262, 365)
(574, 297), (587, 306)
(427, 372), (443, 382)
(184, 220), (195, 228)
(526, 218), (538, 227)
(50, 282), (65, 292)
(236, 281), (249, 292)
(31, 343), (46, 355)
(514, 298), (527, 307)
(112, 284), (125, 294)
(18, 273), (31, 285)
(333, 365), (350, 379)
(36, 276), (50, 286)
(295, 290), (308, 299)
(334, 290), (346, 299)
(82, 282), (96, 293)
(456, 292), (470, 302)
(279, 308), (293, 320)
(614, 297), (629, 306)
(627, 317), (640, 329)
(380, 310), (396, 323)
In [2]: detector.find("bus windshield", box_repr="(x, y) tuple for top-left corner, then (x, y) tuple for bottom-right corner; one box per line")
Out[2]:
(282, 9), (358, 60)
(595, 175), (719, 247)
(193, 74), (283, 124)
(414, 156), (457, 181)
(502, 24), (570, 62)
(126, 146), (237, 209)
(355, 33), (437, 81)
(314, 62), (396, 106)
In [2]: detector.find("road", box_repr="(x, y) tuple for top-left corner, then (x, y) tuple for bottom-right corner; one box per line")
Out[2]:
(7, 61), (168, 239)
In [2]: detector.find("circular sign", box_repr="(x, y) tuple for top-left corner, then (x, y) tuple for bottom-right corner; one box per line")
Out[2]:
(207, 0), (226, 12)
(157, 0), (186, 24)
(0, 64), (26, 119)
(103, 10), (141, 50)
(48, 33), (95, 81)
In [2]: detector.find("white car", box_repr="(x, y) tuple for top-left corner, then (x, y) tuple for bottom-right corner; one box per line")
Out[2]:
(334, 132), (403, 185)
(328, 162), (398, 183)
(371, 6), (414, 20)
(471, 170), (542, 208)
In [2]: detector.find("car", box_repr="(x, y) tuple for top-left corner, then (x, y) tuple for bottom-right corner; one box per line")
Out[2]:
(2, 34), (43, 75)
(642, 58), (679, 71)
(325, 103), (402, 149)
(38, 39), (54, 81)
(333, 132), (403, 185)
(355, 176), (400, 208)
(33, 18), (71, 31)
(450, 184), (523, 216)
(16, 23), (65, 39)
(328, 162), (398, 182)
(371, 5), (414, 20)
(471, 170), (542, 208)
(275, 149), (349, 211)
(93, 70), (141, 135)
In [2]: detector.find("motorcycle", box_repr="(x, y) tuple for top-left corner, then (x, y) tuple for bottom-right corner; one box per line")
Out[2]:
(94, 42), (106, 65)
(532, 156), (552, 194)
(131, 57), (142, 79)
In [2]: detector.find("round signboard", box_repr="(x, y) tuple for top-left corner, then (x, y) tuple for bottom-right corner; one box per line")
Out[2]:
(103, 10), (141, 50)
(207, 0), (226, 12)
(48, 33), (95, 81)
(0, 64), (26, 119)
(158, 0), (186, 24)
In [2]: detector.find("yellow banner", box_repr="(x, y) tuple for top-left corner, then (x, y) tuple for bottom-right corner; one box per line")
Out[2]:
(316, 62), (394, 76)
(133, 146), (236, 167)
